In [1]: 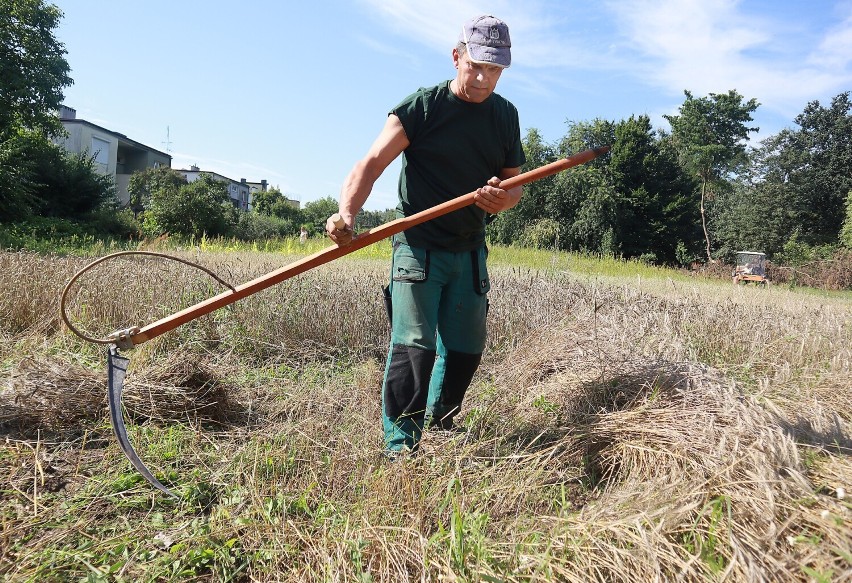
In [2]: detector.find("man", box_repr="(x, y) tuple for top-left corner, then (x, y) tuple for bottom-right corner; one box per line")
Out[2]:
(326, 15), (525, 454)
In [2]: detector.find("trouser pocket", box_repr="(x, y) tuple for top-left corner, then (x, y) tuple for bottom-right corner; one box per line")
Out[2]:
(392, 243), (429, 283)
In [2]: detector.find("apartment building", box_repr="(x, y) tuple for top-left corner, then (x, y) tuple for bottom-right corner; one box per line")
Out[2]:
(56, 106), (171, 205)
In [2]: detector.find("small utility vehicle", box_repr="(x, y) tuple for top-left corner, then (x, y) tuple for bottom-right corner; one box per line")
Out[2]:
(733, 251), (769, 286)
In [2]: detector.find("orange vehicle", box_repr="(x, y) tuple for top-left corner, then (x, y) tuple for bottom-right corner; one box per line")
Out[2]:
(733, 251), (769, 286)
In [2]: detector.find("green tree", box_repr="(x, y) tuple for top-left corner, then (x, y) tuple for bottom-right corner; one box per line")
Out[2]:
(0, 0), (72, 221)
(841, 191), (852, 249)
(302, 196), (339, 233)
(0, 0), (71, 139)
(250, 186), (284, 216)
(489, 119), (698, 262)
(143, 174), (235, 238)
(715, 92), (852, 256)
(0, 129), (115, 221)
(488, 127), (557, 246)
(0, 129), (39, 220)
(608, 116), (699, 263)
(664, 90), (760, 262)
(270, 198), (304, 226)
(528, 120), (628, 255)
(711, 146), (796, 259)
(712, 179), (787, 259)
(756, 92), (852, 245)
(251, 186), (305, 228)
(561, 167), (621, 254)
(545, 120), (616, 254)
(127, 166), (187, 217)
(358, 208), (397, 230)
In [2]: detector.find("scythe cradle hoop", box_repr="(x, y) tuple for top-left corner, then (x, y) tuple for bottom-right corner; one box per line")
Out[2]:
(60, 145), (610, 498)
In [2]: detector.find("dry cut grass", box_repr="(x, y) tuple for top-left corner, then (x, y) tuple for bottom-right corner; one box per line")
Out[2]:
(0, 249), (849, 582)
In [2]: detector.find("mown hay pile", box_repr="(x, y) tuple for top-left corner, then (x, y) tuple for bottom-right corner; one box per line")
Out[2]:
(0, 349), (240, 434)
(478, 320), (850, 581)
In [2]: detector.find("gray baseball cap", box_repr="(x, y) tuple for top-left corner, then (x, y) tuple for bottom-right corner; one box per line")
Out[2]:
(459, 15), (512, 68)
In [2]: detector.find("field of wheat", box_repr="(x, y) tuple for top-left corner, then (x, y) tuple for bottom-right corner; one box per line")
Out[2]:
(0, 246), (850, 582)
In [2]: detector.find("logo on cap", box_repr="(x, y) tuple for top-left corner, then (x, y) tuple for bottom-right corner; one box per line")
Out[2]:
(489, 27), (500, 40)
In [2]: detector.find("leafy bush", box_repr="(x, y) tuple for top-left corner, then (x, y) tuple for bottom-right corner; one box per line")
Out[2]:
(4, 216), (91, 239)
(766, 247), (852, 290)
(675, 241), (699, 267)
(517, 218), (560, 249)
(230, 212), (296, 241)
(34, 150), (118, 217)
(0, 215), (135, 252)
(127, 167), (188, 216)
(775, 232), (837, 267)
(0, 130), (117, 222)
(83, 208), (141, 238)
(637, 252), (658, 265)
(143, 175), (236, 238)
(0, 132), (39, 221)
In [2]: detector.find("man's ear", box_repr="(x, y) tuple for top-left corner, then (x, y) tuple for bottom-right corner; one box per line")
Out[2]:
(452, 48), (460, 69)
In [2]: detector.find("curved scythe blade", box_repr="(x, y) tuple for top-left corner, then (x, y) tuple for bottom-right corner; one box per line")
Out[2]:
(107, 345), (179, 499)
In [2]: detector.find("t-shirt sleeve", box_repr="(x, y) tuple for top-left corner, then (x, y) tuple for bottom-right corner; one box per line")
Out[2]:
(390, 88), (427, 144)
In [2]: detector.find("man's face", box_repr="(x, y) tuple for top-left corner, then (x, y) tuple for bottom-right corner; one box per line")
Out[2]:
(452, 49), (503, 103)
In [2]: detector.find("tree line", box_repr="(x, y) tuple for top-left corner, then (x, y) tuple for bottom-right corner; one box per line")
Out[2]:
(2, 0), (851, 268)
(490, 90), (852, 266)
(126, 168), (397, 241)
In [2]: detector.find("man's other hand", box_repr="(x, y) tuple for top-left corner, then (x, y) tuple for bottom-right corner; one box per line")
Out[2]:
(474, 176), (521, 213)
(326, 214), (355, 246)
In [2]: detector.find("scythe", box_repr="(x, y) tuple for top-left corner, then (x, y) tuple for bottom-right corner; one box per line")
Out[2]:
(60, 145), (610, 497)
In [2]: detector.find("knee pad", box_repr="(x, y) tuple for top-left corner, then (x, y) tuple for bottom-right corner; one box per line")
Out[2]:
(427, 350), (482, 429)
(383, 344), (436, 419)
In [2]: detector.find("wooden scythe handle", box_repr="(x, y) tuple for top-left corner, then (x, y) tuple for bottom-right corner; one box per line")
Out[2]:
(129, 145), (609, 346)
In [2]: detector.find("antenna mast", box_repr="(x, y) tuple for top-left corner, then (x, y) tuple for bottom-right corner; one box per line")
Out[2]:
(162, 126), (173, 153)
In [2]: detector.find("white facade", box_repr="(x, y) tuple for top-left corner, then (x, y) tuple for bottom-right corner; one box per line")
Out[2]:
(56, 106), (172, 205)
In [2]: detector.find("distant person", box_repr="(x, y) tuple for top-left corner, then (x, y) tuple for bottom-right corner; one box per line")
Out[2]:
(326, 15), (525, 455)
(299, 226), (308, 245)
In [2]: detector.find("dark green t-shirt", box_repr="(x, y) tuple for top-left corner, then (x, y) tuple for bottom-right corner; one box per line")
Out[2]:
(391, 80), (526, 251)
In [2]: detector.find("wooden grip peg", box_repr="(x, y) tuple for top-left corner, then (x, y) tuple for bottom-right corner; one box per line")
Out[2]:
(331, 213), (346, 230)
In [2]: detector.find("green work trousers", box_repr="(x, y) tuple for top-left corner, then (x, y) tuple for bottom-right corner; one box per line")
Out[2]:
(382, 242), (490, 452)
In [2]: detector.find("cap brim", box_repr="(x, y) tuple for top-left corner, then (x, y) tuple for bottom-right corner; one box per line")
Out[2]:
(467, 44), (511, 68)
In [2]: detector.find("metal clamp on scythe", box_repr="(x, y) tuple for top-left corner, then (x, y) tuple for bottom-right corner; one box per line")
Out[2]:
(59, 146), (610, 498)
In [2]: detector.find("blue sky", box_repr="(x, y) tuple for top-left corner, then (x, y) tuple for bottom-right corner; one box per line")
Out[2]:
(56, 0), (851, 211)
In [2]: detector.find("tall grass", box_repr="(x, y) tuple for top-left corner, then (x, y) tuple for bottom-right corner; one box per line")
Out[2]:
(0, 247), (849, 582)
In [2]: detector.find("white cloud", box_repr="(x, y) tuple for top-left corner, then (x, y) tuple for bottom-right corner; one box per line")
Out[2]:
(356, 0), (851, 137)
(810, 10), (852, 69)
(353, 33), (425, 70)
(359, 0), (488, 49)
(601, 0), (852, 120)
(358, 0), (603, 68)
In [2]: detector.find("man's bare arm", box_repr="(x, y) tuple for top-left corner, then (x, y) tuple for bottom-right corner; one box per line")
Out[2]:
(327, 115), (410, 245)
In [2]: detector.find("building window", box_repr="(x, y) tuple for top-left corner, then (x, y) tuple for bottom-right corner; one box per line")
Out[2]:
(91, 136), (110, 172)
